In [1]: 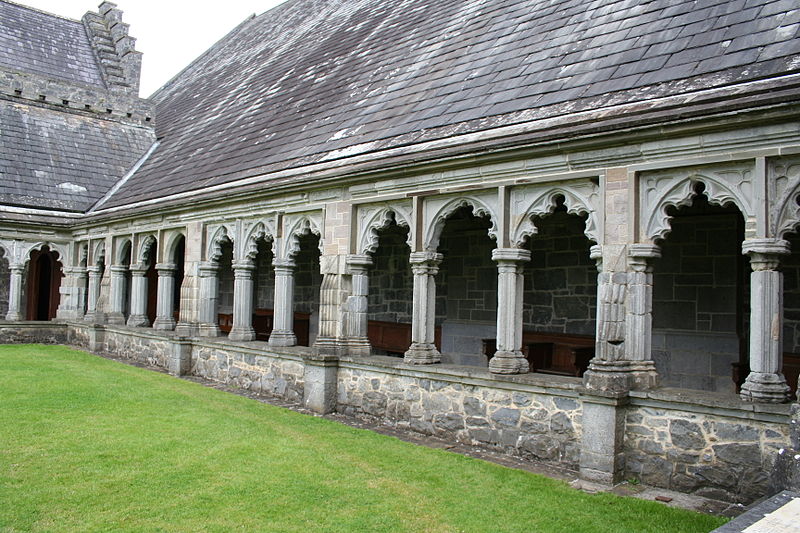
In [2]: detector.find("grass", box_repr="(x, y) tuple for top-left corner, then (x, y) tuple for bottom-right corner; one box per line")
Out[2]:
(0, 344), (727, 532)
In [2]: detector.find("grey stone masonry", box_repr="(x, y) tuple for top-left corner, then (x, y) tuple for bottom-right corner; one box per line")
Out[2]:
(782, 233), (800, 353)
(367, 225), (412, 324)
(0, 253), (8, 317)
(524, 211), (597, 336)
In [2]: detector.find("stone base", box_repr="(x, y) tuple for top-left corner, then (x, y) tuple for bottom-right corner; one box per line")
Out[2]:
(167, 339), (192, 376)
(228, 327), (256, 341)
(126, 314), (150, 328)
(582, 360), (659, 393)
(302, 353), (339, 414)
(404, 343), (441, 365)
(268, 330), (296, 347)
(198, 323), (221, 337)
(106, 312), (126, 325)
(740, 372), (792, 403)
(4, 312), (23, 321)
(578, 391), (628, 485)
(338, 337), (371, 357)
(489, 350), (529, 374)
(152, 317), (176, 331)
(174, 322), (198, 337)
(83, 311), (105, 324)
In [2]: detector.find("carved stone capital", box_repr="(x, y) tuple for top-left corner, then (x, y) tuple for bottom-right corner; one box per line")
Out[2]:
(128, 263), (148, 275)
(345, 253), (372, 273)
(627, 244), (660, 272)
(491, 247), (531, 264)
(742, 238), (790, 271)
(155, 262), (178, 274)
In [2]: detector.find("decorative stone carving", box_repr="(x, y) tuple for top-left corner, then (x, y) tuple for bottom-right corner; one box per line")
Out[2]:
(84, 265), (104, 323)
(769, 157), (800, 239)
(640, 164), (755, 242)
(280, 213), (323, 259)
(741, 238), (792, 403)
(4, 264), (24, 321)
(510, 181), (602, 247)
(423, 195), (498, 251)
(197, 262), (221, 337)
(153, 262), (177, 330)
(206, 224), (234, 263)
(268, 258), (297, 347)
(340, 254), (373, 355)
(592, 245), (627, 363)
(228, 261), (256, 341)
(240, 217), (277, 262)
(357, 202), (413, 255)
(107, 264), (128, 325)
(126, 263), (150, 327)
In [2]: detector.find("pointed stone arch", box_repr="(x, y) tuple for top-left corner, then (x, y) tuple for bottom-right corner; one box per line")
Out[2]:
(282, 214), (323, 259)
(163, 231), (187, 263)
(511, 182), (601, 247)
(424, 195), (498, 252)
(770, 158), (800, 239)
(242, 221), (276, 263)
(23, 241), (68, 267)
(116, 238), (133, 265)
(92, 241), (106, 267)
(357, 202), (412, 255)
(640, 164), (755, 243)
(206, 225), (234, 264)
(136, 234), (158, 264)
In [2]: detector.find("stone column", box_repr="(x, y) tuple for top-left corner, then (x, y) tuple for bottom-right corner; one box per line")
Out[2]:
(56, 266), (88, 320)
(404, 251), (442, 365)
(84, 266), (104, 323)
(269, 258), (297, 347)
(107, 265), (128, 325)
(153, 263), (177, 331)
(126, 264), (150, 327)
(228, 261), (256, 341)
(741, 239), (791, 403)
(197, 263), (221, 337)
(489, 248), (531, 374)
(583, 244), (659, 392)
(5, 264), (24, 321)
(341, 254), (372, 356)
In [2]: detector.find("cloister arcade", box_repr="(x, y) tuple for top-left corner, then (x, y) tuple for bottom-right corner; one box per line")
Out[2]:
(2, 161), (800, 403)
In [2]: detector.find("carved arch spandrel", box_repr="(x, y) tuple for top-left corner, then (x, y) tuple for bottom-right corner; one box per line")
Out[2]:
(357, 201), (413, 255)
(423, 194), (499, 252)
(281, 212), (323, 259)
(510, 181), (601, 247)
(769, 158), (800, 239)
(135, 234), (158, 264)
(239, 217), (278, 263)
(22, 241), (70, 267)
(640, 164), (755, 243)
(205, 224), (235, 264)
(92, 241), (106, 266)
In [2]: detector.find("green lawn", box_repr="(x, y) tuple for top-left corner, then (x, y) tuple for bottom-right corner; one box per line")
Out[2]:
(0, 345), (726, 532)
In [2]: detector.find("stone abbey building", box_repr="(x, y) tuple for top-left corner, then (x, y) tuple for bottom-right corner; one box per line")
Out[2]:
(2, 0), (800, 503)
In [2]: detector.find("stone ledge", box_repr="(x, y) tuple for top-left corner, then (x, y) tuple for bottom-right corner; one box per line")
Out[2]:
(630, 387), (792, 424)
(338, 355), (582, 397)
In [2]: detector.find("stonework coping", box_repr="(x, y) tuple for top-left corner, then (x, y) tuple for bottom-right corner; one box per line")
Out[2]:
(155, 262), (177, 273)
(302, 353), (340, 366)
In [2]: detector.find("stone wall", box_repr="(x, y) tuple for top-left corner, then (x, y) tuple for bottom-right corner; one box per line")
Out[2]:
(367, 224), (412, 323)
(337, 362), (583, 468)
(625, 398), (790, 503)
(104, 327), (173, 368)
(254, 241), (275, 309)
(652, 206), (746, 392)
(782, 233), (800, 353)
(523, 210), (597, 336)
(0, 321), (67, 344)
(191, 342), (304, 402)
(294, 235), (321, 316)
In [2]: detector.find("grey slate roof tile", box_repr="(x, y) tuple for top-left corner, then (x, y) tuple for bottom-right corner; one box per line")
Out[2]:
(88, 0), (800, 209)
(0, 1), (103, 87)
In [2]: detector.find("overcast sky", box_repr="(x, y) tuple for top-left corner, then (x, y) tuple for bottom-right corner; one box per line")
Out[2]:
(17, 0), (287, 97)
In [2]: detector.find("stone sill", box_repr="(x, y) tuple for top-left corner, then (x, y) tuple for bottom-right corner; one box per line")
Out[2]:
(339, 354), (583, 398)
(629, 388), (792, 424)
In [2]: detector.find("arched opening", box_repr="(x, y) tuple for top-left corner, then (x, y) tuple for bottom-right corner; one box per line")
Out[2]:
(367, 220), (412, 356)
(652, 188), (748, 393)
(293, 233), (321, 346)
(779, 224), (800, 397)
(172, 235), (185, 322)
(522, 201), (597, 376)
(215, 239), (235, 334)
(144, 239), (158, 326)
(0, 247), (9, 318)
(26, 246), (62, 321)
(436, 205), (495, 366)
(252, 237), (278, 341)
(120, 241), (132, 321)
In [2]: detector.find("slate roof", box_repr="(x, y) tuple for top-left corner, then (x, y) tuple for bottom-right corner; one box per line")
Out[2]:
(0, 101), (155, 212)
(0, 1), (104, 88)
(34, 0), (800, 209)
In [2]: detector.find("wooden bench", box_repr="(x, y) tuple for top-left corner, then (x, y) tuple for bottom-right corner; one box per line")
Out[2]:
(367, 320), (441, 356)
(218, 309), (311, 346)
(483, 331), (595, 377)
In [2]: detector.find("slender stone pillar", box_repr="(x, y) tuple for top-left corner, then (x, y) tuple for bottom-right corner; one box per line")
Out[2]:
(197, 263), (221, 337)
(56, 266), (88, 320)
(5, 264), (24, 321)
(489, 248), (531, 374)
(228, 261), (256, 341)
(341, 254), (372, 356)
(583, 244), (659, 392)
(84, 266), (104, 323)
(153, 263), (177, 330)
(107, 265), (128, 324)
(269, 258), (297, 347)
(404, 251), (442, 365)
(126, 264), (150, 327)
(741, 239), (791, 403)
